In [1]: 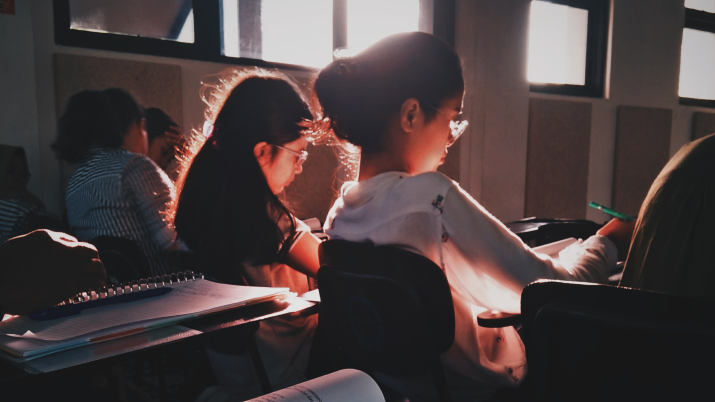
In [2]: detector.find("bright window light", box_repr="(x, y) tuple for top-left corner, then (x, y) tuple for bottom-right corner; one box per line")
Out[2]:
(262, 0), (333, 67)
(527, 1), (588, 85)
(69, 0), (194, 43)
(223, 0), (332, 67)
(685, 0), (715, 13)
(346, 0), (419, 56)
(222, 1), (239, 57)
(679, 28), (715, 100)
(177, 10), (194, 44)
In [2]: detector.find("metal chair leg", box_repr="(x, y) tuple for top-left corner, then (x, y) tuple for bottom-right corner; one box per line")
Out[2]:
(247, 335), (272, 395)
(430, 356), (452, 402)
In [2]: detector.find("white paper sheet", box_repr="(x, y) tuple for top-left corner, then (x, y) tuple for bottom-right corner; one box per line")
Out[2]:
(245, 369), (384, 402)
(0, 280), (287, 342)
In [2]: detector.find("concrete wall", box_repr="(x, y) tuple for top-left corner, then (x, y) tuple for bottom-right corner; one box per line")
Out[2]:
(1, 0), (713, 223)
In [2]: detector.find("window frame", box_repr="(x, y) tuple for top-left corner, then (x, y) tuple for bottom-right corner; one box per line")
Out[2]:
(528, 0), (610, 98)
(53, 0), (455, 72)
(679, 7), (715, 109)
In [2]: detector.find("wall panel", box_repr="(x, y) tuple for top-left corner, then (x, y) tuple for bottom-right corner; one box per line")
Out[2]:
(612, 106), (672, 217)
(525, 98), (592, 219)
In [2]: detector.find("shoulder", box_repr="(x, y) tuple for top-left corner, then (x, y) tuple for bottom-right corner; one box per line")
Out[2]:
(123, 154), (171, 183)
(394, 171), (457, 206)
(124, 153), (162, 173)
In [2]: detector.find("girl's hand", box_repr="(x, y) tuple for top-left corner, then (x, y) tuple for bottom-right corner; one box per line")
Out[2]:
(597, 218), (637, 261)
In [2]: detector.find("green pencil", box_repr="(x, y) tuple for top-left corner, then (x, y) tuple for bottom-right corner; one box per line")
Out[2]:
(588, 201), (636, 221)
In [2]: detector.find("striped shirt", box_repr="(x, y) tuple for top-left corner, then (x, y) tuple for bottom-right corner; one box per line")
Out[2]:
(0, 198), (40, 244)
(66, 147), (178, 275)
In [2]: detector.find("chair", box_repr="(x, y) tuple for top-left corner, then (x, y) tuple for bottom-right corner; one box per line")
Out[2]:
(89, 236), (151, 283)
(518, 280), (715, 402)
(317, 240), (455, 402)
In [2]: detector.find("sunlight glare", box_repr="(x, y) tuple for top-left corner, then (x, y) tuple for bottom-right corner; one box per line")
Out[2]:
(177, 9), (194, 43)
(222, 1), (239, 57)
(685, 0), (715, 13)
(262, 0), (333, 67)
(527, 1), (588, 85)
(679, 28), (715, 100)
(346, 0), (419, 55)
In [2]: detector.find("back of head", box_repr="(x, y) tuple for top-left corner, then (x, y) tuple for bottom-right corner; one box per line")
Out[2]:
(53, 88), (143, 164)
(314, 32), (464, 153)
(145, 107), (178, 142)
(174, 73), (312, 282)
(620, 133), (715, 300)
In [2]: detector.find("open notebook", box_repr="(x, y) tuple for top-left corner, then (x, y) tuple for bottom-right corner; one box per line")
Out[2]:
(209, 369), (385, 402)
(0, 275), (289, 359)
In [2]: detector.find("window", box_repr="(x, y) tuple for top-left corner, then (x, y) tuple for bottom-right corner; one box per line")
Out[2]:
(54, 0), (453, 71)
(679, 0), (715, 107)
(68, 0), (195, 43)
(527, 0), (609, 97)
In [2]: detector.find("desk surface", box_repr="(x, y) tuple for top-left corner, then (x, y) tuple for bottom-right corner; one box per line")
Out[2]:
(0, 296), (317, 376)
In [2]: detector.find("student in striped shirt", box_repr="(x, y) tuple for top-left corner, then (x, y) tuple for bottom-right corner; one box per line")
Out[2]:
(52, 88), (181, 276)
(0, 145), (56, 244)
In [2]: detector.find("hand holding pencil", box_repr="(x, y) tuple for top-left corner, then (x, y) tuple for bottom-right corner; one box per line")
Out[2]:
(590, 202), (637, 261)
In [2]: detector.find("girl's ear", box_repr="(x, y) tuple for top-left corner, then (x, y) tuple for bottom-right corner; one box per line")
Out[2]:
(399, 98), (421, 133)
(254, 142), (271, 166)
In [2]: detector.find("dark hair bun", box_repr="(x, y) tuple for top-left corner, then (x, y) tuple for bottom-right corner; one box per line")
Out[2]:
(315, 32), (464, 153)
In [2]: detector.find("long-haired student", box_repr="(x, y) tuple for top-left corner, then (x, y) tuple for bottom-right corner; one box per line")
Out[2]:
(316, 32), (634, 401)
(172, 70), (321, 398)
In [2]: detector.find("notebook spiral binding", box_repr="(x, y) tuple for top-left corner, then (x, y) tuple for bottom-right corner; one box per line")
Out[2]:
(60, 271), (205, 306)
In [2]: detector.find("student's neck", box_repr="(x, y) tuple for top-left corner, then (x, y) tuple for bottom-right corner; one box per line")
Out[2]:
(358, 152), (410, 181)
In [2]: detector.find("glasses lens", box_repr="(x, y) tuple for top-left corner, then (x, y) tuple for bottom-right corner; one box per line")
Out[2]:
(447, 120), (469, 147)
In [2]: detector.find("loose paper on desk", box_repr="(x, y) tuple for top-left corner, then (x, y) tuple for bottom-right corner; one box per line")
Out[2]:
(245, 369), (385, 402)
(0, 280), (288, 342)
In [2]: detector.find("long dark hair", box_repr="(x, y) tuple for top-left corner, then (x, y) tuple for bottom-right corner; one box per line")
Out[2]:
(172, 71), (313, 284)
(314, 32), (464, 153)
(53, 88), (144, 164)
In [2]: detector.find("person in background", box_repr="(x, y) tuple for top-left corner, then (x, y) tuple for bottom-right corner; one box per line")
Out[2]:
(53, 88), (181, 276)
(619, 133), (715, 300)
(145, 107), (185, 174)
(0, 145), (46, 244)
(172, 70), (321, 400)
(315, 32), (634, 401)
(0, 229), (107, 316)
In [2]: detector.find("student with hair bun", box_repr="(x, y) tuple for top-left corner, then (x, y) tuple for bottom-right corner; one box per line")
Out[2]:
(53, 88), (181, 276)
(316, 32), (634, 401)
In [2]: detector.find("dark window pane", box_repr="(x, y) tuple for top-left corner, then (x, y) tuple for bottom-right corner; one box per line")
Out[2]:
(69, 0), (194, 43)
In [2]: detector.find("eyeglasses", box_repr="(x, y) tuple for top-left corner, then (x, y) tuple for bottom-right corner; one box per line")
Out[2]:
(274, 144), (308, 165)
(423, 104), (469, 147)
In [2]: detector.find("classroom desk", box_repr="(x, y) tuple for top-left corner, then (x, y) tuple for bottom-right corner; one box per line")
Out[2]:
(0, 295), (318, 377)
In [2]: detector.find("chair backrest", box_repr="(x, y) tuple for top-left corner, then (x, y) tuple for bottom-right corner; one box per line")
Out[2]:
(317, 240), (455, 377)
(521, 280), (715, 401)
(89, 236), (152, 283)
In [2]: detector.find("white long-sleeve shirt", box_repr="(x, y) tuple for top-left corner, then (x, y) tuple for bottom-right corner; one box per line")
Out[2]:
(325, 171), (617, 402)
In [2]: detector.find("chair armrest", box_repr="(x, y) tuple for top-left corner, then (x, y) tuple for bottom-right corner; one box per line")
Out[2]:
(477, 311), (522, 328)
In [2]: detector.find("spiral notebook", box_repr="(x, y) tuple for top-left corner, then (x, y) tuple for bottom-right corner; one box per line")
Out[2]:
(0, 272), (290, 359)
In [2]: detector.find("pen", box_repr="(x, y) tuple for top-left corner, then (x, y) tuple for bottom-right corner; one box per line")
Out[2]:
(29, 287), (173, 321)
(588, 201), (636, 221)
